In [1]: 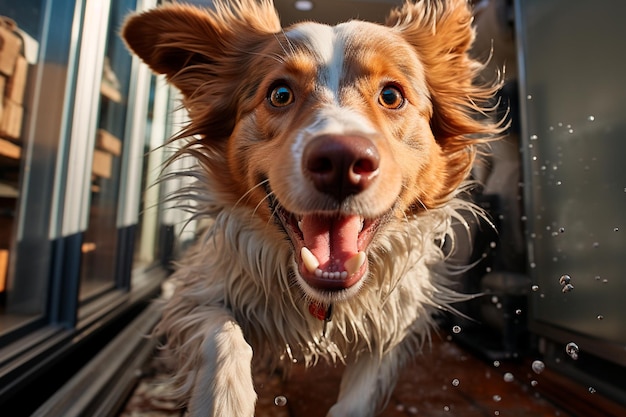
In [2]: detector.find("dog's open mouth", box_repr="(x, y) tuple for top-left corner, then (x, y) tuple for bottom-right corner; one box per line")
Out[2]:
(273, 202), (384, 293)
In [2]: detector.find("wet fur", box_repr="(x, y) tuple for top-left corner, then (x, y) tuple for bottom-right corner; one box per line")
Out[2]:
(122, 1), (503, 416)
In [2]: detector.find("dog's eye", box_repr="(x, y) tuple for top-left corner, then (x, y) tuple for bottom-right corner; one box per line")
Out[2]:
(268, 84), (294, 107)
(378, 85), (405, 109)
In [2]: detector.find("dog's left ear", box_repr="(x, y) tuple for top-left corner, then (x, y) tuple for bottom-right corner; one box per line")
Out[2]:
(386, 0), (500, 142)
(387, 0), (503, 199)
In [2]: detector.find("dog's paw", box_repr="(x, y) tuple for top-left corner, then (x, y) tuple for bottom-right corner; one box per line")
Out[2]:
(188, 319), (256, 417)
(327, 402), (375, 417)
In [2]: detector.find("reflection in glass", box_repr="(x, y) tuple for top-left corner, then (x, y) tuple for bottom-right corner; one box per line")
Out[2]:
(0, 0), (77, 334)
(79, 0), (137, 300)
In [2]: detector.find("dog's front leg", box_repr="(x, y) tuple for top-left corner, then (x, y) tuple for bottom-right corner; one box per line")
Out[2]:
(326, 352), (400, 417)
(186, 310), (256, 417)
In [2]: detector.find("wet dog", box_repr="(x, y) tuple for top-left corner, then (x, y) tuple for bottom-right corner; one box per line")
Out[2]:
(123, 1), (502, 415)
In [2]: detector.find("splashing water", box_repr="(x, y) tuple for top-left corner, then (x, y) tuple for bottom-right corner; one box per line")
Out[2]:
(566, 342), (580, 360)
(559, 274), (574, 292)
(531, 360), (545, 374)
(503, 373), (514, 383)
(274, 396), (287, 407)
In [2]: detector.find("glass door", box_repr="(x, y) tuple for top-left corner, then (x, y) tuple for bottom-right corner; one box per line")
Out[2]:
(0, 0), (79, 334)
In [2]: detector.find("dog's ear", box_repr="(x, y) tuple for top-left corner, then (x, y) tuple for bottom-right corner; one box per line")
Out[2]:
(387, 0), (503, 199)
(121, 1), (281, 99)
(387, 0), (501, 142)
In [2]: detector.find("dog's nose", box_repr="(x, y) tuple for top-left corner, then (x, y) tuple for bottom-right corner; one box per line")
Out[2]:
(303, 134), (380, 200)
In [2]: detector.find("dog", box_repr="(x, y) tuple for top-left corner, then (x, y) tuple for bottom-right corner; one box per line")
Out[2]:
(122, 1), (503, 415)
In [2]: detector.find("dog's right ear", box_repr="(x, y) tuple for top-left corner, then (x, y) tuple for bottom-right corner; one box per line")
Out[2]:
(121, 1), (281, 99)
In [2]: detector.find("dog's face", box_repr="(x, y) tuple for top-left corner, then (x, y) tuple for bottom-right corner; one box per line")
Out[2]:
(123, 0), (499, 303)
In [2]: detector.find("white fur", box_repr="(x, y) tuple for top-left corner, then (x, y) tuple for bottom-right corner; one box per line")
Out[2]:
(157, 161), (477, 417)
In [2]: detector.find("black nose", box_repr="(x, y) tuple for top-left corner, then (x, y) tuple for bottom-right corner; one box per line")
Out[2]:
(303, 134), (380, 201)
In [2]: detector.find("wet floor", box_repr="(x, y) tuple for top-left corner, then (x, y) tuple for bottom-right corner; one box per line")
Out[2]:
(119, 331), (572, 417)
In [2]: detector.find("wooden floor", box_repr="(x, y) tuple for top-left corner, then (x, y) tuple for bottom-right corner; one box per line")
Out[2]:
(119, 332), (574, 417)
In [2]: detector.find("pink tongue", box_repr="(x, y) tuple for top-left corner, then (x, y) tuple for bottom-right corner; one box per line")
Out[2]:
(300, 215), (361, 270)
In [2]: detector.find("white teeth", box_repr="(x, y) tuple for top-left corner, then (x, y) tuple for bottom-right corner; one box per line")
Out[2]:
(359, 217), (365, 233)
(301, 247), (320, 273)
(301, 248), (367, 279)
(322, 271), (344, 279)
(297, 219), (303, 232)
(344, 251), (367, 276)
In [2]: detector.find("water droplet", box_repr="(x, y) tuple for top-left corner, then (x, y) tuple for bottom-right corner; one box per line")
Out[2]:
(452, 325), (462, 334)
(494, 411), (500, 416)
(559, 227), (565, 233)
(452, 378), (460, 387)
(527, 94), (533, 100)
(443, 405), (450, 412)
(515, 309), (522, 315)
(493, 394), (502, 402)
(408, 405), (418, 414)
(493, 360), (501, 368)
(587, 115), (595, 121)
(559, 274), (571, 285)
(531, 380), (539, 387)
(490, 241), (497, 248)
(597, 315), (604, 320)
(592, 242), (600, 248)
(614, 227), (619, 232)
(589, 387), (597, 394)
(395, 403), (405, 412)
(568, 128), (574, 134)
(562, 283), (574, 293)
(503, 373), (514, 382)
(274, 395), (288, 406)
(531, 285), (539, 292)
(531, 360), (545, 374)
(565, 342), (580, 360)
(530, 134), (538, 140)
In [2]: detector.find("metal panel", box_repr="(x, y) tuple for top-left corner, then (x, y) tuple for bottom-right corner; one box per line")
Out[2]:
(61, 0), (112, 236)
(116, 0), (159, 228)
(516, 0), (626, 358)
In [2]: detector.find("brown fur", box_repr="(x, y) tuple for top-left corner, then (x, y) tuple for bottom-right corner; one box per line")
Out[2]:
(122, 1), (504, 416)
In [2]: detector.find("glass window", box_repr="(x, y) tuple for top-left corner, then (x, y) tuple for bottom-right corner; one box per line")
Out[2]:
(132, 76), (170, 273)
(0, 0), (78, 335)
(79, 0), (137, 301)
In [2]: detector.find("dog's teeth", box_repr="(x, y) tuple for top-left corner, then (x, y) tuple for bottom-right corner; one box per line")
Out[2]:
(359, 217), (365, 233)
(344, 251), (367, 276)
(301, 247), (320, 273)
(297, 219), (303, 232)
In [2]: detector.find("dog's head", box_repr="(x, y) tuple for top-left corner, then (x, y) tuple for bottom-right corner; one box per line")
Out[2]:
(123, 0), (502, 303)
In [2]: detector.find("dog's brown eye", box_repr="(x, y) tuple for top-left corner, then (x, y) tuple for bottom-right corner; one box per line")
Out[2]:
(268, 84), (294, 107)
(378, 85), (404, 109)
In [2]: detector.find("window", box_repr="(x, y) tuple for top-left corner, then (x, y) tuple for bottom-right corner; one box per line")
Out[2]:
(0, 0), (173, 413)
